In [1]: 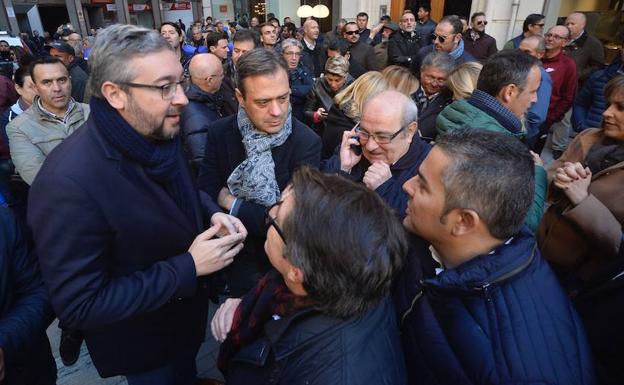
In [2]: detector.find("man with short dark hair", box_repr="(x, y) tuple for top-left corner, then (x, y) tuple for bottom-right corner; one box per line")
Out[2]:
(160, 22), (193, 70)
(437, 50), (546, 231)
(205, 31), (228, 62)
(198, 48), (321, 297)
(396, 128), (595, 385)
(323, 90), (430, 218)
(416, 15), (476, 73)
(6, 57), (89, 185)
(301, 19), (327, 78)
(463, 12), (497, 63)
(181, 53), (225, 174)
(519, 35), (553, 145)
(259, 22), (279, 51)
(47, 41), (89, 102)
(388, 11), (421, 70)
(504, 13), (545, 49)
(342, 22), (380, 71)
(415, 4), (437, 46)
(326, 38), (365, 79)
(221, 29), (260, 116)
(28, 24), (246, 383)
(541, 25), (577, 161)
(356, 12), (371, 42)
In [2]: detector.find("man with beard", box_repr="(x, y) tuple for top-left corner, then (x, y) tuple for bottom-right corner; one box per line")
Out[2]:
(27, 24), (247, 384)
(463, 12), (497, 63)
(388, 11), (422, 70)
(343, 22), (380, 71)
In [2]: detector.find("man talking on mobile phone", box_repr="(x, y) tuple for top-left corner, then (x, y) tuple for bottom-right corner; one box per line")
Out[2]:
(322, 90), (430, 219)
(28, 24), (247, 385)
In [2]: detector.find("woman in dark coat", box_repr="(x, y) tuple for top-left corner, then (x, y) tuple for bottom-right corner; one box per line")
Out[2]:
(211, 168), (407, 385)
(303, 55), (351, 137)
(281, 38), (313, 122)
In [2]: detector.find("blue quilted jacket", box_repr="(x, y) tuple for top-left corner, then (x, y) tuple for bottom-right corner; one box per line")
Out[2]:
(394, 228), (596, 385)
(572, 58), (623, 132)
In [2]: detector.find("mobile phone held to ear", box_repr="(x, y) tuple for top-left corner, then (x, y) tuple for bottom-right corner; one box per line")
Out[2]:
(350, 136), (362, 156)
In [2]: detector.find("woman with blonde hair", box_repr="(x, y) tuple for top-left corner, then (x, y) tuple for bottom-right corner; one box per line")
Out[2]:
(322, 71), (390, 158)
(446, 61), (483, 100)
(382, 65), (419, 96)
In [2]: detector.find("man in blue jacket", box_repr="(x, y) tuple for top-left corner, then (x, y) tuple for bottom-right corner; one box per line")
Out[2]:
(396, 129), (595, 385)
(27, 24), (247, 384)
(0, 202), (56, 385)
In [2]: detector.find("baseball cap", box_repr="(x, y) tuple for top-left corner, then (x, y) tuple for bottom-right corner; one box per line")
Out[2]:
(45, 41), (76, 56)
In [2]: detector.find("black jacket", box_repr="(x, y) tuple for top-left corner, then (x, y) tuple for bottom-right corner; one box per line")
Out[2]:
(68, 63), (89, 103)
(223, 297), (407, 385)
(303, 76), (352, 136)
(180, 83), (223, 174)
(197, 115), (321, 295)
(301, 40), (327, 79)
(0, 206), (56, 385)
(322, 137), (431, 219)
(220, 59), (238, 116)
(412, 89), (454, 142)
(28, 118), (219, 376)
(388, 30), (423, 70)
(349, 40), (381, 71)
(321, 105), (355, 160)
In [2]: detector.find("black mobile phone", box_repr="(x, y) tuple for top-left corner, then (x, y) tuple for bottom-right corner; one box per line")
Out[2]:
(350, 136), (362, 156)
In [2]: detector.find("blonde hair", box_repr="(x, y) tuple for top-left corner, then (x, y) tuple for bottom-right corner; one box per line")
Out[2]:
(446, 61), (483, 100)
(334, 71), (389, 119)
(382, 65), (420, 96)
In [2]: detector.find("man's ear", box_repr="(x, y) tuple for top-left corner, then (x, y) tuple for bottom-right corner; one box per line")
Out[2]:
(450, 208), (480, 237)
(498, 84), (518, 105)
(101, 81), (127, 110)
(287, 266), (305, 285)
(235, 87), (244, 105)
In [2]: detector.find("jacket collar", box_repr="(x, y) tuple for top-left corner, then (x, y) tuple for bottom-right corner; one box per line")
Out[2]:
(392, 137), (431, 171)
(468, 89), (523, 135)
(424, 227), (537, 293)
(186, 83), (222, 105)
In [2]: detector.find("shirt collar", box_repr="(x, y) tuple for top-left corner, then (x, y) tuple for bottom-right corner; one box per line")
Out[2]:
(37, 97), (75, 123)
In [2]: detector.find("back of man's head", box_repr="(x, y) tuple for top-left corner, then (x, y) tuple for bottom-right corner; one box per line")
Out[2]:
(477, 49), (539, 98)
(436, 129), (534, 239)
(189, 53), (223, 92)
(327, 38), (350, 56)
(439, 15), (464, 35)
(89, 24), (171, 99)
(236, 48), (287, 97)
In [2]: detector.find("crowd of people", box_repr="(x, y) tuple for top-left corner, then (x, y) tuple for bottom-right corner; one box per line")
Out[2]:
(0, 5), (621, 385)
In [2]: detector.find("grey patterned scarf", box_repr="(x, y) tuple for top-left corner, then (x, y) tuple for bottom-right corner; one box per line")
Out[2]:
(227, 106), (293, 206)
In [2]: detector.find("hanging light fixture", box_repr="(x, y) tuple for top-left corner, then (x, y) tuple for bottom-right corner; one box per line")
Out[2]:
(312, 4), (330, 18)
(296, 4), (314, 18)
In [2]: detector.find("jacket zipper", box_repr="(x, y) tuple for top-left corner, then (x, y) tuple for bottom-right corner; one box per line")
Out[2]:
(400, 284), (424, 328)
(473, 244), (537, 294)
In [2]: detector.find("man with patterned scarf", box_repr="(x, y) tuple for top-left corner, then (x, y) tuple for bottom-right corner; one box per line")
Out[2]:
(198, 48), (321, 298)
(28, 24), (247, 384)
(415, 15), (476, 75)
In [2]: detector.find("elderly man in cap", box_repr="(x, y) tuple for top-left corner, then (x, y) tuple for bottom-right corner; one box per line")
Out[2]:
(48, 41), (89, 102)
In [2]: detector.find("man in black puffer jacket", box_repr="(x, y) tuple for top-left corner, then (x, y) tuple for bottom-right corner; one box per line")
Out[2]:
(181, 53), (224, 175)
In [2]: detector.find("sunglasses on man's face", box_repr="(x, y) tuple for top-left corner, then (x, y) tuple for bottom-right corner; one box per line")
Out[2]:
(432, 33), (452, 44)
(345, 30), (359, 36)
(476, 20), (488, 26)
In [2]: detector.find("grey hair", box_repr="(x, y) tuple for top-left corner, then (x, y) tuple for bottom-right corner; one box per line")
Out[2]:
(522, 35), (545, 52)
(420, 51), (456, 75)
(88, 24), (172, 99)
(363, 90), (418, 131)
(435, 129), (534, 239)
(281, 38), (303, 53)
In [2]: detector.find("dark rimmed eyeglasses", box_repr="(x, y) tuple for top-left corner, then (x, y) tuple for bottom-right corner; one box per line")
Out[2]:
(355, 123), (411, 144)
(118, 77), (190, 100)
(265, 201), (287, 244)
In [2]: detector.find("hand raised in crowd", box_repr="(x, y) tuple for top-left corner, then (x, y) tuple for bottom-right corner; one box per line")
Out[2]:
(339, 128), (362, 173)
(554, 161), (592, 206)
(188, 223), (245, 276)
(363, 161), (392, 190)
(210, 212), (248, 238)
(218, 187), (236, 211)
(211, 297), (242, 342)
(315, 107), (328, 121)
(529, 151), (544, 167)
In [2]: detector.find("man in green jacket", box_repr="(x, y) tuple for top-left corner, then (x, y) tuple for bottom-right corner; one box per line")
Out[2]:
(436, 50), (546, 232)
